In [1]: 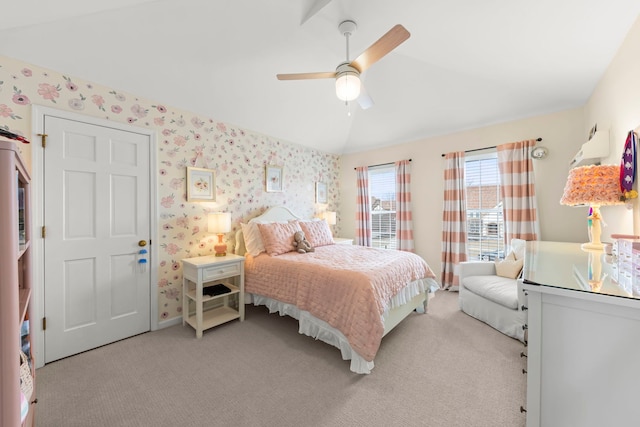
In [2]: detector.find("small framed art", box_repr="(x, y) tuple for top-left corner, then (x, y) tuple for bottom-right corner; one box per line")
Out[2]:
(186, 167), (216, 202)
(315, 182), (327, 203)
(265, 165), (283, 192)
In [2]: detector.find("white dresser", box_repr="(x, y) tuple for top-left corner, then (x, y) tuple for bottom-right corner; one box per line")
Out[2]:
(522, 241), (640, 427)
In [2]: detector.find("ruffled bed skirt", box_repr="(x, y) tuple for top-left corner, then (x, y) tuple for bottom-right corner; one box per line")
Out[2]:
(247, 277), (439, 374)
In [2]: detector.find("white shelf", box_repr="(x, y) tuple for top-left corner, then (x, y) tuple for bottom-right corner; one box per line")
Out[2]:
(184, 282), (239, 303)
(185, 306), (240, 331)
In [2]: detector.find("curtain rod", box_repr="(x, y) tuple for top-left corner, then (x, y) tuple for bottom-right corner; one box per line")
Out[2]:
(440, 137), (542, 157)
(354, 158), (412, 170)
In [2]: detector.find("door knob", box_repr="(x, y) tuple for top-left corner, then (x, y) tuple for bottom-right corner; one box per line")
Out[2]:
(138, 240), (147, 247)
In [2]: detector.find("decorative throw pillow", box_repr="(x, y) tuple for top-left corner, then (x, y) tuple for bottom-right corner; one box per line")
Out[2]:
(495, 251), (524, 279)
(240, 222), (265, 257)
(298, 219), (334, 247)
(257, 222), (303, 256)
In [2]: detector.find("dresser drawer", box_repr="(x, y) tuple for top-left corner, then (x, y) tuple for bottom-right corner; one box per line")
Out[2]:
(202, 263), (241, 281)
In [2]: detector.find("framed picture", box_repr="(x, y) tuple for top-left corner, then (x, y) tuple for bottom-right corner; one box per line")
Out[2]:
(315, 182), (328, 203)
(186, 167), (216, 202)
(265, 165), (283, 192)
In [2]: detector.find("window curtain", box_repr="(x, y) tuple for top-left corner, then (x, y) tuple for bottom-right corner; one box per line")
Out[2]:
(497, 140), (540, 242)
(441, 152), (467, 290)
(395, 160), (414, 252)
(355, 166), (372, 246)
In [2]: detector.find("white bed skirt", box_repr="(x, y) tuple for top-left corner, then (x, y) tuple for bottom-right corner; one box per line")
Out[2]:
(246, 277), (439, 374)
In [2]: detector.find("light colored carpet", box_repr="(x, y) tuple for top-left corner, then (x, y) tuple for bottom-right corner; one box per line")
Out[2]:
(35, 291), (526, 426)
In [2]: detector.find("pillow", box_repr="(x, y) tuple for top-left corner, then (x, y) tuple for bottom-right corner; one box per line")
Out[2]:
(298, 219), (334, 248)
(257, 222), (303, 256)
(510, 239), (526, 260)
(240, 222), (265, 257)
(495, 251), (524, 279)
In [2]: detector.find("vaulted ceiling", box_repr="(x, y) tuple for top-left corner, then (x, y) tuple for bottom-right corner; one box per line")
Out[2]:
(2, 0), (640, 154)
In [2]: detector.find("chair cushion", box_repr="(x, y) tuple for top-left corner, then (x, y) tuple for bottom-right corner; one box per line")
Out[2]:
(462, 275), (518, 310)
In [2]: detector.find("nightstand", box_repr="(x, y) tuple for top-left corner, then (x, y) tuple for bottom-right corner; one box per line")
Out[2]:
(182, 254), (245, 338)
(334, 237), (354, 245)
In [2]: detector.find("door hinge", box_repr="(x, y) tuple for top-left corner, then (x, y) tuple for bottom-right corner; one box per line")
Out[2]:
(42, 317), (47, 331)
(38, 133), (48, 148)
(41, 226), (46, 238)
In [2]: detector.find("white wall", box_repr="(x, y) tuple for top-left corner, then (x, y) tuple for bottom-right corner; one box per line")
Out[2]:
(584, 14), (640, 236)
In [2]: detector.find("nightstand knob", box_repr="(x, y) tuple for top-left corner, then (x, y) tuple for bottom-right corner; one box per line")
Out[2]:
(521, 305), (528, 311)
(520, 406), (527, 413)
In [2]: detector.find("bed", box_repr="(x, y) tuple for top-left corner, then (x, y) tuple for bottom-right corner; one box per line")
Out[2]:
(235, 206), (440, 374)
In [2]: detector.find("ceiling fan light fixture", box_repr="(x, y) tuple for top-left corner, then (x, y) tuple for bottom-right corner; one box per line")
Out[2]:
(335, 64), (361, 101)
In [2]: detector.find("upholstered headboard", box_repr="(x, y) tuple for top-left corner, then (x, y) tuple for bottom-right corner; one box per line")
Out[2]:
(234, 206), (301, 256)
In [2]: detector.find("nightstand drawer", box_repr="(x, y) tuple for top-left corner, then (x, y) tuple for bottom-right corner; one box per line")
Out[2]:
(203, 263), (241, 281)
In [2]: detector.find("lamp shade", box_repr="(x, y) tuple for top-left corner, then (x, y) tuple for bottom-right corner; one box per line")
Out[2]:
(560, 165), (623, 207)
(208, 212), (231, 233)
(324, 211), (337, 225)
(335, 72), (361, 101)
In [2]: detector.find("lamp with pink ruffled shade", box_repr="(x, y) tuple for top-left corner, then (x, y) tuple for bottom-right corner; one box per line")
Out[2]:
(560, 164), (624, 251)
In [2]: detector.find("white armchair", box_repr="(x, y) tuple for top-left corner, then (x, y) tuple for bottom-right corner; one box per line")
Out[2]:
(457, 240), (528, 342)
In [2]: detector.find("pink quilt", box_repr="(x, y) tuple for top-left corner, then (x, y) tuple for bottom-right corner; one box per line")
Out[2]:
(244, 245), (436, 361)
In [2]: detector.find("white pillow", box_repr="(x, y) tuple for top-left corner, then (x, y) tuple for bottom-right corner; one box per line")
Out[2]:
(241, 222), (265, 257)
(510, 239), (526, 260)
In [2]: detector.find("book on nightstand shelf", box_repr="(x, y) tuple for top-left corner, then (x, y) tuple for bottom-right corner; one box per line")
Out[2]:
(203, 284), (231, 297)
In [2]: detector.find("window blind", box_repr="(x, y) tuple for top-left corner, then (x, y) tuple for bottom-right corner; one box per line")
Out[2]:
(465, 154), (505, 260)
(369, 165), (397, 250)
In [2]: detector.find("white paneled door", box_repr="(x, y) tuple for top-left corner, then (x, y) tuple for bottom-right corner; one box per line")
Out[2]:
(43, 116), (151, 363)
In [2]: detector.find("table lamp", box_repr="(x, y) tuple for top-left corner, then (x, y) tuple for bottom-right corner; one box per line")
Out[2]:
(560, 164), (624, 251)
(323, 211), (337, 226)
(208, 212), (231, 256)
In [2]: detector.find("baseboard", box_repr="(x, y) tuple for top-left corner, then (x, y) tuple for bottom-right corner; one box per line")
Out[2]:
(157, 316), (182, 329)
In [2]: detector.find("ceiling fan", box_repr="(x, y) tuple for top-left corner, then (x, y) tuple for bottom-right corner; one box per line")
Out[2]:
(276, 20), (410, 109)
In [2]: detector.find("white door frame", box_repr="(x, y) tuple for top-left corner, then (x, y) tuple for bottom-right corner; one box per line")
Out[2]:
(31, 105), (159, 368)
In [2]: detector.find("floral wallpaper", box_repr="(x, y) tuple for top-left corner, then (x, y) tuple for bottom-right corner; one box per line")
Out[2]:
(0, 55), (341, 322)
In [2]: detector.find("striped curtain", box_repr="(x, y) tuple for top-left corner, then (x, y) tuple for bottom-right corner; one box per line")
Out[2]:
(441, 152), (467, 290)
(355, 166), (372, 246)
(497, 140), (540, 242)
(395, 160), (414, 252)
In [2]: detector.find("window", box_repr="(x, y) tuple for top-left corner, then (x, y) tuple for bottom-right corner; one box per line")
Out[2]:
(369, 165), (396, 250)
(465, 153), (505, 260)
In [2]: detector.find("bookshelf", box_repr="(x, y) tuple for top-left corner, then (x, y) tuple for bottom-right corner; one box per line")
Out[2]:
(0, 138), (35, 426)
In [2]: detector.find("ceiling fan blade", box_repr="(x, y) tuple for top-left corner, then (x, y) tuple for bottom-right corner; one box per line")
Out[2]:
(301, 0), (332, 25)
(350, 24), (410, 73)
(357, 84), (374, 110)
(276, 71), (336, 80)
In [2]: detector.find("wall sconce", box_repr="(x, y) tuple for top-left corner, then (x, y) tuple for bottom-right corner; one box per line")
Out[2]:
(208, 212), (231, 256)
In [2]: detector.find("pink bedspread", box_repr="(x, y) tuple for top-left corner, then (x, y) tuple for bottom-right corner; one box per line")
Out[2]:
(244, 245), (436, 361)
